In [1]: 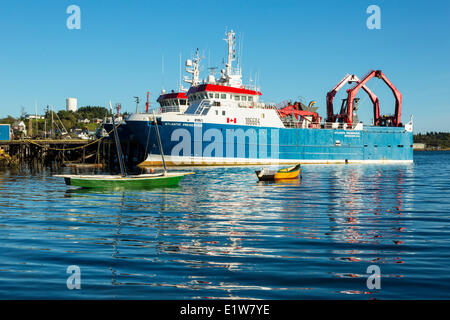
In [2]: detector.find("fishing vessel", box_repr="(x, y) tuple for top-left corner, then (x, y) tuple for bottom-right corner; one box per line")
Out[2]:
(125, 30), (413, 166)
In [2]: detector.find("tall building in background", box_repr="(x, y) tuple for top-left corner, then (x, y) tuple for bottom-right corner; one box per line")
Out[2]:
(66, 98), (77, 112)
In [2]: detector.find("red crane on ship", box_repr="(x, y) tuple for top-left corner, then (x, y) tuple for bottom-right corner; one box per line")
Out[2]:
(326, 74), (379, 125)
(345, 70), (402, 127)
(326, 70), (402, 127)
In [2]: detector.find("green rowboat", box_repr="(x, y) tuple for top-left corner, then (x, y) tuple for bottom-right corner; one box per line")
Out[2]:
(55, 172), (193, 189)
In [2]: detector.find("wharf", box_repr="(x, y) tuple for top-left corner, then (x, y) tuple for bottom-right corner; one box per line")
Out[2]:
(0, 138), (146, 171)
(1, 139), (90, 146)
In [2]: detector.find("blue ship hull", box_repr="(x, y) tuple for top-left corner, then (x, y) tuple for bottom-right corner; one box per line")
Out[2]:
(126, 119), (413, 165)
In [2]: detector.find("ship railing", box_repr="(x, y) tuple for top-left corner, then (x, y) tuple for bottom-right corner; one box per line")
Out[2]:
(322, 122), (363, 130)
(281, 119), (364, 130)
(276, 107), (322, 129)
(281, 117), (322, 129)
(237, 102), (279, 110)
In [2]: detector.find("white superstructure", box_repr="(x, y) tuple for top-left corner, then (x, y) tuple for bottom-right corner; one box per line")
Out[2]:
(128, 30), (286, 128)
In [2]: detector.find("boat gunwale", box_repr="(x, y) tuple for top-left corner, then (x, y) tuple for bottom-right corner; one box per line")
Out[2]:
(54, 172), (194, 181)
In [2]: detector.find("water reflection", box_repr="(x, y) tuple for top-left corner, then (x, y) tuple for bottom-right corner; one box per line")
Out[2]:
(326, 165), (412, 240)
(1, 155), (449, 299)
(320, 164), (415, 295)
(62, 165), (414, 297)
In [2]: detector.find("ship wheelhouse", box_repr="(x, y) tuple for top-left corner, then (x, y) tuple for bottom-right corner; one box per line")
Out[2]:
(157, 91), (189, 114)
(184, 84), (262, 114)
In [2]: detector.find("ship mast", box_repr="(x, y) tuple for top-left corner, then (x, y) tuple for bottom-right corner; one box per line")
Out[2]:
(219, 30), (242, 87)
(184, 49), (201, 87)
(225, 30), (236, 78)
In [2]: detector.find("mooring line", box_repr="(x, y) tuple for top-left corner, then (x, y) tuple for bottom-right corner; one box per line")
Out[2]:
(24, 124), (120, 151)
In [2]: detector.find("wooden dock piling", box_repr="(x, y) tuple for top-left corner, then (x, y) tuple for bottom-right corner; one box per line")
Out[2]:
(0, 137), (147, 171)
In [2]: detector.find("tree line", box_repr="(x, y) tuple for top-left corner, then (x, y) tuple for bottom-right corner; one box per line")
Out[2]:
(0, 106), (111, 136)
(414, 132), (450, 149)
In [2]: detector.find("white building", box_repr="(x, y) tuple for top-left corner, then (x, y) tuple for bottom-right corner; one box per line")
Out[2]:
(66, 98), (77, 112)
(413, 143), (426, 150)
(25, 114), (44, 120)
(12, 121), (27, 136)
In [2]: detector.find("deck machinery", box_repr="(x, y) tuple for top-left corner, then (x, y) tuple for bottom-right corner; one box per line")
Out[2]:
(326, 70), (402, 128)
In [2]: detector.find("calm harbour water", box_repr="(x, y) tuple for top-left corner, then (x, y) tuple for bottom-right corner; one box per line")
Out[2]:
(0, 151), (449, 299)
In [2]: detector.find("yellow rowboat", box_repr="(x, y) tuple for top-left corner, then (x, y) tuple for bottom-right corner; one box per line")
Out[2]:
(255, 164), (302, 181)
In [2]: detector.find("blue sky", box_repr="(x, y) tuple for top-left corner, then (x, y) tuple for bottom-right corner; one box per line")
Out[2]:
(0, 0), (449, 132)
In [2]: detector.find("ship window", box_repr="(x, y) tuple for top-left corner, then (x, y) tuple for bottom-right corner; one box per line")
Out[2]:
(203, 93), (208, 99)
(261, 113), (265, 118)
(180, 99), (187, 105)
(222, 110), (226, 115)
(215, 93), (219, 99)
(221, 94), (226, 99)
(241, 96), (247, 101)
(398, 145), (404, 147)
(234, 96), (240, 101)
(248, 96), (253, 102)
(209, 93), (214, 98)
(215, 110), (218, 115)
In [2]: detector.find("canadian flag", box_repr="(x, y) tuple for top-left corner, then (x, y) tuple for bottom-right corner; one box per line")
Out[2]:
(227, 118), (237, 124)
